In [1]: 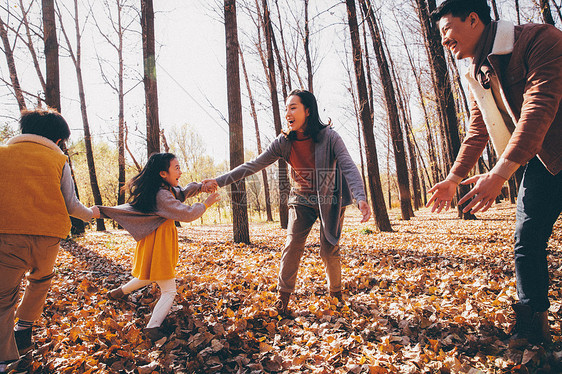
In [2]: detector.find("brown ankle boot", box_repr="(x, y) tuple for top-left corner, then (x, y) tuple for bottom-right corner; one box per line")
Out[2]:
(274, 291), (291, 315)
(510, 303), (551, 345)
(107, 286), (126, 300)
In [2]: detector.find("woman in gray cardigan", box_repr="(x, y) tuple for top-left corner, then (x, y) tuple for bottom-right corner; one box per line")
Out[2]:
(204, 90), (371, 315)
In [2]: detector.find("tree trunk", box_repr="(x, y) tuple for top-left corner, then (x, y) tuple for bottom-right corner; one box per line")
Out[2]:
(538, 0), (556, 25)
(348, 78), (368, 199)
(345, 0), (392, 232)
(274, 0), (292, 92)
(43, 0), (60, 112)
(65, 148), (88, 235)
(271, 24), (288, 101)
(397, 19), (439, 186)
(303, 0), (313, 93)
(76, 71), (106, 231)
(485, 144), (501, 204)
(60, 0), (106, 230)
(552, 0), (562, 23)
(414, 0), (475, 219)
(361, 0), (413, 220)
(387, 137), (392, 210)
(407, 118), (434, 202)
(420, 170), (427, 206)
(448, 50), (470, 118)
(239, 48), (273, 221)
(378, 10), (422, 211)
(515, 0), (521, 25)
(361, 18), (374, 117)
(141, 0), (160, 156)
(402, 112), (422, 210)
(125, 122), (142, 172)
(0, 16), (26, 111)
(20, 0), (47, 94)
(42, 0), (85, 235)
(225, 0), (250, 244)
(263, 0), (289, 228)
(508, 176), (517, 204)
(478, 156), (488, 174)
(117, 1), (126, 206)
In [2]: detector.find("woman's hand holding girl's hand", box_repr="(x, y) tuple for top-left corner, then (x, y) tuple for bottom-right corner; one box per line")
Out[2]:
(204, 192), (221, 208)
(201, 179), (219, 193)
(91, 206), (100, 219)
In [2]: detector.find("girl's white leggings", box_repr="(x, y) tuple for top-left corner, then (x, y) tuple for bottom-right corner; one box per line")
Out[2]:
(121, 278), (176, 328)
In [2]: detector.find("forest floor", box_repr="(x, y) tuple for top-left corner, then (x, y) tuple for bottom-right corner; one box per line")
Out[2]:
(7, 202), (562, 373)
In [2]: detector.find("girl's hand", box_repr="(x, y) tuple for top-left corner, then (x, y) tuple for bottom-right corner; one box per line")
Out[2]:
(201, 179), (219, 193)
(204, 192), (221, 208)
(358, 200), (371, 223)
(91, 206), (100, 219)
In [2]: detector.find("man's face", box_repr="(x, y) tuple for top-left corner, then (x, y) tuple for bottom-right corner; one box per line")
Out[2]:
(438, 13), (482, 60)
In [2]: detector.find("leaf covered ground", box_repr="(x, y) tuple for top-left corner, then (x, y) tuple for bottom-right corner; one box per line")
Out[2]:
(10, 202), (562, 373)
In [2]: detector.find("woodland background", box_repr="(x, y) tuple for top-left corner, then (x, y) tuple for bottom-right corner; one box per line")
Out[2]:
(1, 0), (561, 372)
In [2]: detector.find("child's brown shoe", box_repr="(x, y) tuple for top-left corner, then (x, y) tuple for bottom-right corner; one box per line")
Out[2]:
(107, 286), (126, 300)
(143, 327), (167, 341)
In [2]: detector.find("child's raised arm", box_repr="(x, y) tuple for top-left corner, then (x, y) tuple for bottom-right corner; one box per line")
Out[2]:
(174, 182), (204, 201)
(157, 189), (219, 223)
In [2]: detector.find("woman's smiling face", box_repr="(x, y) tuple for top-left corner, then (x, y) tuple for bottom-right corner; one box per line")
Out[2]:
(285, 94), (309, 133)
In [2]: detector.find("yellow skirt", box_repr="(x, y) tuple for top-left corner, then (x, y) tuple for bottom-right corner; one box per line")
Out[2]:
(131, 219), (178, 280)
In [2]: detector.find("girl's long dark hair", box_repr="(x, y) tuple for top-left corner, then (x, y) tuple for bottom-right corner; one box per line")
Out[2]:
(283, 89), (330, 143)
(124, 152), (176, 213)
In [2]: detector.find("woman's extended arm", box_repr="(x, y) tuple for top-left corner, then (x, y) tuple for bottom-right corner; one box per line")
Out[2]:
(204, 135), (286, 190)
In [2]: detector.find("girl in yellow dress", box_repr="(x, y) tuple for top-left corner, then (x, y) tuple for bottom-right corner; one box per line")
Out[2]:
(97, 153), (219, 341)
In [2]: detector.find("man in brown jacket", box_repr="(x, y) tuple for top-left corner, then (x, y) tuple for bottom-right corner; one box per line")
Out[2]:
(427, 0), (561, 345)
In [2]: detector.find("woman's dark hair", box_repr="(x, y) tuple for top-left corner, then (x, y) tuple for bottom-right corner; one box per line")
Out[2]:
(125, 152), (177, 213)
(20, 108), (71, 145)
(284, 89), (330, 143)
(431, 0), (492, 25)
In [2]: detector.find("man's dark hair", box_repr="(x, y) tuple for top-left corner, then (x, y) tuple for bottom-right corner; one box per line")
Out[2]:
(20, 108), (71, 144)
(431, 0), (492, 25)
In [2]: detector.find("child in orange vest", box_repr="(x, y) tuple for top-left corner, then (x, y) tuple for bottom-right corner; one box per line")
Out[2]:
(0, 109), (97, 371)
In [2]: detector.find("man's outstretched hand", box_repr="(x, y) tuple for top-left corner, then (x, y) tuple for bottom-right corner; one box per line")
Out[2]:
(458, 172), (505, 214)
(426, 179), (457, 213)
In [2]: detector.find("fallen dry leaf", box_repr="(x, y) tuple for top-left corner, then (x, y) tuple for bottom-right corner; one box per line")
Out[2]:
(10, 203), (562, 373)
